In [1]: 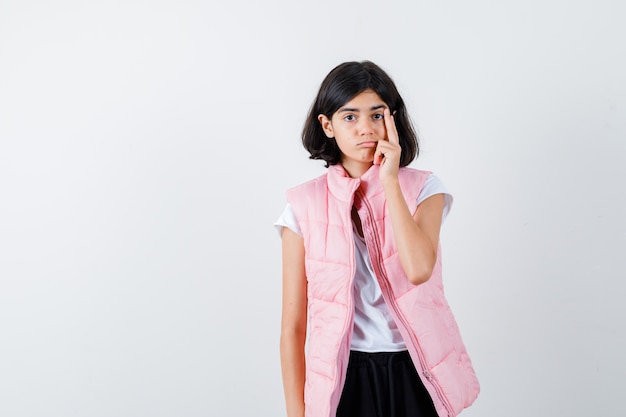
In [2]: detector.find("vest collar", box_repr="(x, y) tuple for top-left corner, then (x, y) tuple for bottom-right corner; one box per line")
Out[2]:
(327, 164), (384, 202)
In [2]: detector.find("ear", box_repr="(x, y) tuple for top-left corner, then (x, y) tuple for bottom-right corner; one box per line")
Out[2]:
(318, 114), (334, 138)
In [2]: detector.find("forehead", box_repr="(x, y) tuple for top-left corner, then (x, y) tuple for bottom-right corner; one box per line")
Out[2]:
(339, 89), (386, 110)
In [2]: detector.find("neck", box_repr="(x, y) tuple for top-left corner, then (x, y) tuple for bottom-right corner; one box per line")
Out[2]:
(340, 161), (374, 178)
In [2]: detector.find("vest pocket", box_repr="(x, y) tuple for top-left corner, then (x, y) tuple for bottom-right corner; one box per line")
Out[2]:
(307, 298), (349, 377)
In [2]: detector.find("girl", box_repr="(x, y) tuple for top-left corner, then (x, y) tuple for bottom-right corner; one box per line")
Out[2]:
(275, 61), (479, 417)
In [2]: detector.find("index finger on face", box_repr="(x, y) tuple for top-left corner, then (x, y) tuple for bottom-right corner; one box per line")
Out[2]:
(384, 108), (399, 144)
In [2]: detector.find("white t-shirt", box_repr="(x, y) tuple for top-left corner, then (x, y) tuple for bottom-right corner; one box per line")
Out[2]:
(275, 174), (452, 352)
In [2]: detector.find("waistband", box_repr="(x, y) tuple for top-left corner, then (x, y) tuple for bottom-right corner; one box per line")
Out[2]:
(347, 350), (411, 368)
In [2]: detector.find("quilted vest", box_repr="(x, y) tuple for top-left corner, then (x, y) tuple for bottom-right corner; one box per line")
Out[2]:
(286, 164), (480, 417)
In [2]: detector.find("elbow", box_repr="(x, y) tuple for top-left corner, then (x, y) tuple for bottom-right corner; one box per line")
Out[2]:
(406, 264), (435, 286)
(280, 325), (307, 346)
(280, 327), (307, 360)
(403, 250), (437, 286)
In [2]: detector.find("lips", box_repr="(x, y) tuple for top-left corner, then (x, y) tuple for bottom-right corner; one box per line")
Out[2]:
(358, 141), (378, 148)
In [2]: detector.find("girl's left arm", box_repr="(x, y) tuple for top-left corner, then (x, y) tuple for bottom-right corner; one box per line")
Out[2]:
(383, 183), (444, 285)
(375, 109), (445, 285)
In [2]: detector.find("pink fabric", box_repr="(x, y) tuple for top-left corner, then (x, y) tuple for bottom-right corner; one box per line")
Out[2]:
(286, 164), (479, 417)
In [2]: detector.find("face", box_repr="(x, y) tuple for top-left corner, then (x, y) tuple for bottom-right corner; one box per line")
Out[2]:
(318, 89), (389, 175)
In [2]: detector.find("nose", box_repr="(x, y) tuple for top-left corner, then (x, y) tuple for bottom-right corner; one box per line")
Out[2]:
(358, 118), (375, 135)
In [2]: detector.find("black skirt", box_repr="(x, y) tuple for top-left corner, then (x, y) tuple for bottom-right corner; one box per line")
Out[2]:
(336, 350), (438, 417)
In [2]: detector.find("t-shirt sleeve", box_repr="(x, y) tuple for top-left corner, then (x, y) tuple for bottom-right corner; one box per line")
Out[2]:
(273, 203), (302, 237)
(417, 174), (453, 222)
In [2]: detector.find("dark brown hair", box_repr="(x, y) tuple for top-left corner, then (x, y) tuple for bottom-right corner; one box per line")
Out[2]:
(302, 61), (419, 167)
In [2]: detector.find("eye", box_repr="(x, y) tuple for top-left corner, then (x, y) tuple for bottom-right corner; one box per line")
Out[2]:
(372, 113), (384, 120)
(344, 114), (356, 121)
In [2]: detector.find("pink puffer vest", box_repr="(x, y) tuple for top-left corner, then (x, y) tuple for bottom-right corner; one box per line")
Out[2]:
(286, 164), (479, 417)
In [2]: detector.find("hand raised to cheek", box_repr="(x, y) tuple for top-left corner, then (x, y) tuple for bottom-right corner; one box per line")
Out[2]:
(374, 108), (402, 182)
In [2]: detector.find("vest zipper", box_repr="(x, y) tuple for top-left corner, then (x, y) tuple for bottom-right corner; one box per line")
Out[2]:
(355, 190), (453, 417)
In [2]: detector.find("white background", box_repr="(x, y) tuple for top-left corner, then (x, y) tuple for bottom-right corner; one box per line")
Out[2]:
(1, 1), (625, 416)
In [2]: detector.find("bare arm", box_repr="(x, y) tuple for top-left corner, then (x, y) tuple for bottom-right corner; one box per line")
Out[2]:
(375, 108), (445, 285)
(280, 227), (308, 417)
(383, 185), (444, 285)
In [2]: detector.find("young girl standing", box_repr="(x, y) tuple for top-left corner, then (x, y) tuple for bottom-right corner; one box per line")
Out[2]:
(275, 61), (479, 417)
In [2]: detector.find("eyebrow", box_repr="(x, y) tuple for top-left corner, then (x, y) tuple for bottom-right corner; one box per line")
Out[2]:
(337, 104), (387, 113)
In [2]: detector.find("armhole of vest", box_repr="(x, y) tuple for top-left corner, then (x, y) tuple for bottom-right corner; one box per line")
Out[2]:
(400, 169), (430, 214)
